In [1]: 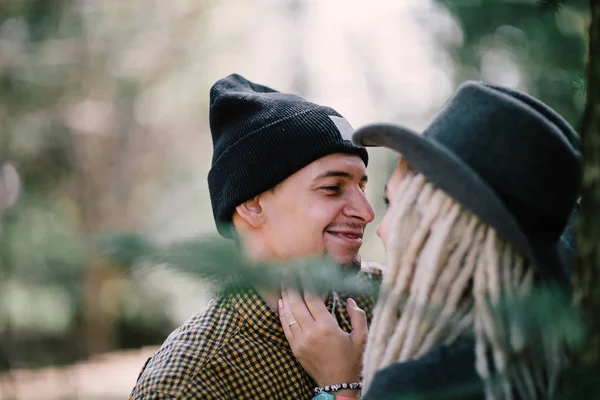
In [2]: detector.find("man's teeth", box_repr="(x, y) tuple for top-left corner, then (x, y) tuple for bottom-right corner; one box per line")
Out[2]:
(328, 231), (361, 240)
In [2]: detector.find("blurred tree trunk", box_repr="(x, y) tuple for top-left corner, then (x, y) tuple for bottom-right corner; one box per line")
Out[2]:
(76, 81), (139, 357)
(81, 255), (120, 355)
(574, 0), (600, 365)
(74, 2), (208, 356)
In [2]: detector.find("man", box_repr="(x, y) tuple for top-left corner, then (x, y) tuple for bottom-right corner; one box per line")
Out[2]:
(130, 74), (382, 399)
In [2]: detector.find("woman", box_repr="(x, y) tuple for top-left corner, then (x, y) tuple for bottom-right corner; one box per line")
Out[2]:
(278, 81), (581, 400)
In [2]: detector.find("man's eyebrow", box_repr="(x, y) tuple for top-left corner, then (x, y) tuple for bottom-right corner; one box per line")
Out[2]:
(314, 170), (368, 182)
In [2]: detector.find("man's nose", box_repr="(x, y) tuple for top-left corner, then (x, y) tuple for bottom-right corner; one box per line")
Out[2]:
(345, 190), (375, 223)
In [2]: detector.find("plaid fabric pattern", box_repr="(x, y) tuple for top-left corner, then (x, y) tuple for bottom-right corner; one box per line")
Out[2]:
(130, 264), (382, 399)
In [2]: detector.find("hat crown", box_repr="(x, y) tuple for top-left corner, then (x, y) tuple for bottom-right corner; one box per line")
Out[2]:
(424, 81), (580, 240)
(210, 74), (327, 164)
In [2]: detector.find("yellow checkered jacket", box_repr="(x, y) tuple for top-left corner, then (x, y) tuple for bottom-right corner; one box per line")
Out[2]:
(130, 264), (382, 399)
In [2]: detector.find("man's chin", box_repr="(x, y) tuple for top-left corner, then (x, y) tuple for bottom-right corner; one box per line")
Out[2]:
(343, 258), (362, 272)
(325, 252), (361, 272)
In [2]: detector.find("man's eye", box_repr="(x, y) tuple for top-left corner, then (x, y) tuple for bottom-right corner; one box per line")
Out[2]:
(383, 196), (390, 207)
(321, 186), (341, 194)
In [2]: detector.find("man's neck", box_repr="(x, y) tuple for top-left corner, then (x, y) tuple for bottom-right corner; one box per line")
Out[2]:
(258, 289), (282, 312)
(237, 240), (333, 312)
(257, 288), (328, 313)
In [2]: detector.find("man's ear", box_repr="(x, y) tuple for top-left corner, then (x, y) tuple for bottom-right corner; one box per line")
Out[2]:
(234, 196), (265, 228)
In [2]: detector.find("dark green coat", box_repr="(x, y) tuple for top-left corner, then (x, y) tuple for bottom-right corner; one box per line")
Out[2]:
(362, 339), (483, 400)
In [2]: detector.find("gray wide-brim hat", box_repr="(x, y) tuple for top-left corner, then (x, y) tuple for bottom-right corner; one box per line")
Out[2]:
(353, 81), (581, 287)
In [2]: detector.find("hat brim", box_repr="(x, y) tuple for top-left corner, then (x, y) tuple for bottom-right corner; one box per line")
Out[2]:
(354, 123), (568, 286)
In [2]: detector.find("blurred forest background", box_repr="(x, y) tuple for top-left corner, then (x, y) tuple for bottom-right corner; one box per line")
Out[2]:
(0, 0), (591, 398)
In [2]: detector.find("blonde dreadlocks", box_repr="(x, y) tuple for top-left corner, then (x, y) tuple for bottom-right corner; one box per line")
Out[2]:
(363, 171), (564, 400)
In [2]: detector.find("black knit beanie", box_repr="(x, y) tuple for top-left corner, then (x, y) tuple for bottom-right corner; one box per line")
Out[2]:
(208, 74), (369, 238)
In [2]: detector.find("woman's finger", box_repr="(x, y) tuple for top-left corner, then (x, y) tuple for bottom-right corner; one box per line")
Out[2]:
(347, 298), (367, 345)
(278, 298), (295, 342)
(301, 276), (333, 321)
(281, 285), (304, 337)
(282, 283), (315, 326)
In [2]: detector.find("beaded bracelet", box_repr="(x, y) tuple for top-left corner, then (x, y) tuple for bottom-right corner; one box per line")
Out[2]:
(314, 381), (362, 394)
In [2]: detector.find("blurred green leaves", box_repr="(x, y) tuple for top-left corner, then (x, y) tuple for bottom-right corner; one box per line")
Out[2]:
(486, 288), (588, 362)
(538, 0), (567, 12)
(1, 281), (74, 334)
(98, 232), (380, 298)
(3, 195), (86, 281)
(436, 0), (587, 127)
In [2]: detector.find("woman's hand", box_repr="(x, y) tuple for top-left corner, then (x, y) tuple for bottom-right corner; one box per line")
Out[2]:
(278, 283), (367, 397)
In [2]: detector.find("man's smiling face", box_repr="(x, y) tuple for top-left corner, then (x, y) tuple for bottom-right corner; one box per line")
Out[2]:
(258, 153), (375, 268)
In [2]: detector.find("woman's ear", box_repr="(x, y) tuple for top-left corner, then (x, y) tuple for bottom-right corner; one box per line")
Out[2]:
(235, 196), (265, 228)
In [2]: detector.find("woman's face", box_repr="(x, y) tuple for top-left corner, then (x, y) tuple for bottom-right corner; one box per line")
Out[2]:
(376, 158), (412, 250)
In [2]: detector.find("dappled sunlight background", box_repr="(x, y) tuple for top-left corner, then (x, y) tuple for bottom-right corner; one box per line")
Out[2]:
(0, 0), (587, 398)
